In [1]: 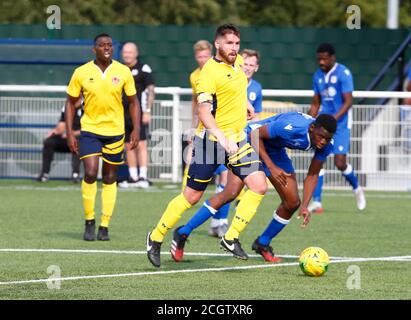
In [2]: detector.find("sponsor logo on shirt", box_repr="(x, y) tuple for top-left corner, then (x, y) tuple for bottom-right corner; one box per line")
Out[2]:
(112, 76), (120, 85)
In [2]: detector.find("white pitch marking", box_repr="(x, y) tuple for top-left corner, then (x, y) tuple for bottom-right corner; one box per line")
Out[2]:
(0, 256), (410, 286)
(0, 248), (368, 260)
(0, 261), (300, 285)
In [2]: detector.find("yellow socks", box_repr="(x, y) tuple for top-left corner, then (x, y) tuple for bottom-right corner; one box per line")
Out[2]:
(235, 187), (246, 202)
(225, 190), (264, 240)
(82, 180), (118, 228)
(82, 180), (97, 220)
(101, 182), (117, 228)
(150, 193), (192, 242)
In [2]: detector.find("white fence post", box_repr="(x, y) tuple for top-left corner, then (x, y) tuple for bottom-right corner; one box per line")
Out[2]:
(171, 88), (181, 183)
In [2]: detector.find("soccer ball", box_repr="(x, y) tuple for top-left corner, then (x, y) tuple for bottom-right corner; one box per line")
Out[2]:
(299, 247), (329, 277)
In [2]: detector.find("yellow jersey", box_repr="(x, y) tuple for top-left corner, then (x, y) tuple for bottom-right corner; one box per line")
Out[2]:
(67, 60), (136, 136)
(195, 55), (247, 142)
(189, 67), (201, 95)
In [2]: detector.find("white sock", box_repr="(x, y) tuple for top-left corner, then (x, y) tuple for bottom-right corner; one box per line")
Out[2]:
(219, 218), (228, 226)
(139, 166), (147, 180)
(129, 167), (138, 181)
(210, 218), (220, 228)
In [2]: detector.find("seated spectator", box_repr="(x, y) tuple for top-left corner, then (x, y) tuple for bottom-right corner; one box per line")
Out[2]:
(37, 101), (83, 182)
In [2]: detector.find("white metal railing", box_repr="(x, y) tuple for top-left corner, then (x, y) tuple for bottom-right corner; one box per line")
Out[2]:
(1, 85), (411, 190)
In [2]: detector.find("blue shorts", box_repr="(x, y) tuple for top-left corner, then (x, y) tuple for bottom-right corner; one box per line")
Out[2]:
(187, 134), (263, 191)
(263, 149), (295, 177)
(214, 165), (228, 175)
(332, 127), (350, 154)
(79, 131), (125, 165)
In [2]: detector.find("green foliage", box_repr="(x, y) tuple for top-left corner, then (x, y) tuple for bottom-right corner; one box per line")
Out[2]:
(1, 0), (410, 27)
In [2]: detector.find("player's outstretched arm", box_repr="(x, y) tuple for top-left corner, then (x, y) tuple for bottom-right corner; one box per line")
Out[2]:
(65, 94), (79, 155)
(127, 94), (141, 150)
(298, 158), (323, 227)
(308, 94), (321, 117)
(197, 101), (238, 154)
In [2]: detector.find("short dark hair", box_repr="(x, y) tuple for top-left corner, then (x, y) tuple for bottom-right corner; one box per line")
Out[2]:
(94, 33), (112, 45)
(314, 114), (337, 134)
(316, 43), (336, 55)
(215, 24), (240, 40)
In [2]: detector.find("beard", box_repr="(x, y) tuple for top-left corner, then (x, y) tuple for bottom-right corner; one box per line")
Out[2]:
(218, 48), (236, 64)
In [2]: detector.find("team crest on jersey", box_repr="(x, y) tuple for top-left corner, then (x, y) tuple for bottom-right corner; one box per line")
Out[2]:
(328, 86), (337, 97)
(249, 92), (257, 101)
(132, 69), (138, 76)
(112, 76), (120, 85)
(331, 75), (338, 83)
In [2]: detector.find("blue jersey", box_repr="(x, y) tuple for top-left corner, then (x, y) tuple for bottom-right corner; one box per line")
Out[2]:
(408, 68), (411, 81)
(247, 79), (263, 113)
(246, 112), (333, 162)
(313, 63), (353, 129)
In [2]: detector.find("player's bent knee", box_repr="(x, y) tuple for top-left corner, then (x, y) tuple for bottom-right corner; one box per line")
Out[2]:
(83, 168), (98, 183)
(244, 172), (268, 194)
(284, 198), (301, 213)
(102, 174), (117, 185)
(83, 174), (97, 184)
(182, 188), (203, 206)
(334, 158), (347, 171)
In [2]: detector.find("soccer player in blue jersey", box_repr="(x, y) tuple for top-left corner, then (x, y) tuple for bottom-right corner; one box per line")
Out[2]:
(242, 49), (263, 118)
(308, 43), (366, 214)
(170, 112), (337, 262)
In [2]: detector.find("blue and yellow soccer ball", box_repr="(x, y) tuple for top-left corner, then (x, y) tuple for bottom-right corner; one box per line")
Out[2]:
(299, 247), (329, 277)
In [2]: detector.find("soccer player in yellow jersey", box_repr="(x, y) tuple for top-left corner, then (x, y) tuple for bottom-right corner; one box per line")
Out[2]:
(147, 24), (267, 267)
(182, 40), (231, 238)
(65, 34), (140, 241)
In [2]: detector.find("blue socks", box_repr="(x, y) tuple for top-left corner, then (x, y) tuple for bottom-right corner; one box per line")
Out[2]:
(178, 200), (217, 237)
(312, 169), (324, 202)
(342, 164), (359, 190)
(313, 164), (360, 203)
(258, 211), (290, 246)
(213, 184), (230, 220)
(214, 203), (230, 220)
